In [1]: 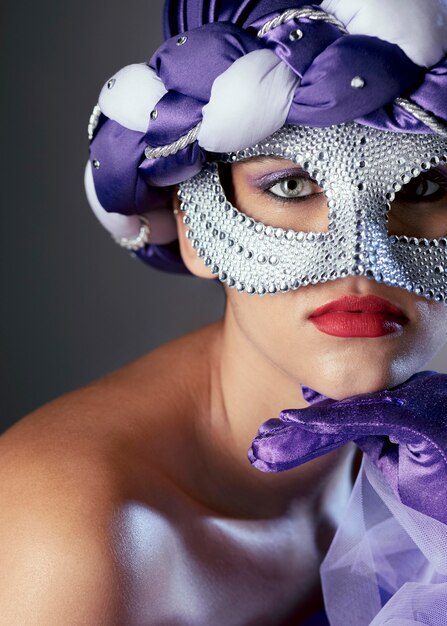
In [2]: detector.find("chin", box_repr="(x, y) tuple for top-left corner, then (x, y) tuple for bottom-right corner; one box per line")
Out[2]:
(302, 357), (419, 401)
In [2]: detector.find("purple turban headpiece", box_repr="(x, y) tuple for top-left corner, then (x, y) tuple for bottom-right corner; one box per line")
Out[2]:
(85, 0), (447, 274)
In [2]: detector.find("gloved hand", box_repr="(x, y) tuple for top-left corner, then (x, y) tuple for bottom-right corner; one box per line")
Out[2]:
(248, 370), (447, 524)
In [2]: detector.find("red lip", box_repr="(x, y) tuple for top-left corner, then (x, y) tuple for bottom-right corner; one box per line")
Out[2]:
(308, 295), (409, 338)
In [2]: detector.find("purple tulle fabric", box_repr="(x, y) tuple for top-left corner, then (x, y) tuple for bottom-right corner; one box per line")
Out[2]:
(320, 455), (447, 625)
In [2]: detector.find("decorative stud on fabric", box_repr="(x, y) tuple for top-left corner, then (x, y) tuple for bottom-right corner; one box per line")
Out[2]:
(107, 78), (116, 89)
(177, 35), (188, 45)
(93, 160), (100, 169)
(97, 63), (168, 133)
(150, 109), (158, 120)
(351, 76), (366, 89)
(289, 29), (304, 41)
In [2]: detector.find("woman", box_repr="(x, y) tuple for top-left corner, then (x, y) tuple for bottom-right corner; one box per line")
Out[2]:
(1, 0), (447, 624)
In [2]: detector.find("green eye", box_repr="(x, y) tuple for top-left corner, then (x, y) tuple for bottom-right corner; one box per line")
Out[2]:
(268, 177), (312, 199)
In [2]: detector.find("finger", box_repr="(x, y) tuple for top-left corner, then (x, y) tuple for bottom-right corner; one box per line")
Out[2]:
(256, 417), (288, 436)
(300, 384), (332, 405)
(279, 398), (409, 436)
(249, 421), (351, 472)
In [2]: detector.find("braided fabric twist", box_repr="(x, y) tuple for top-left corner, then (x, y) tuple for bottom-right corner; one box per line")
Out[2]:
(138, 5), (445, 161)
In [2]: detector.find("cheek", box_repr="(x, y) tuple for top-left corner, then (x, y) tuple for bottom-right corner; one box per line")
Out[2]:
(227, 287), (324, 381)
(228, 290), (304, 354)
(412, 300), (447, 360)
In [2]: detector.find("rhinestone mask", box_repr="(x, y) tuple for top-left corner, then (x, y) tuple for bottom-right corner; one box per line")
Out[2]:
(177, 123), (447, 301)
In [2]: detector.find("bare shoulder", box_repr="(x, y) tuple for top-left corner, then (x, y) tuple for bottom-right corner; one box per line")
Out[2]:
(0, 321), (219, 624)
(1, 319), (220, 464)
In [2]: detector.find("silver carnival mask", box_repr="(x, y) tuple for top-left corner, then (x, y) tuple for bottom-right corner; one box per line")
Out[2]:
(177, 123), (447, 300)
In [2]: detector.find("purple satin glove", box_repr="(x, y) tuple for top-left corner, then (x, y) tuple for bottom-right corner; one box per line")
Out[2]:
(248, 370), (447, 524)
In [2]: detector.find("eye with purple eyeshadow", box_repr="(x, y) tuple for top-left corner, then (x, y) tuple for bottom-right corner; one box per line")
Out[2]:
(254, 168), (324, 204)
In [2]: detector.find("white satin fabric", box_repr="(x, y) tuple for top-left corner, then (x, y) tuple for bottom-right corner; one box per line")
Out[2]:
(98, 63), (167, 133)
(198, 49), (300, 152)
(321, 0), (447, 68)
(321, 456), (447, 626)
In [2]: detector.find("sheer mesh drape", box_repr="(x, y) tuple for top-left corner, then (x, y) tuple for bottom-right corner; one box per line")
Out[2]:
(321, 456), (447, 625)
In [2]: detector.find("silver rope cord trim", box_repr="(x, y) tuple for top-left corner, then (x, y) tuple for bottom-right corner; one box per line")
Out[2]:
(144, 122), (202, 159)
(257, 7), (348, 38)
(88, 103), (101, 140)
(113, 215), (151, 251)
(395, 97), (447, 137)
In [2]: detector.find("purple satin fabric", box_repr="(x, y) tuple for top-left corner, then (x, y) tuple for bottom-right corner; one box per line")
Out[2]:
(90, 117), (170, 216)
(288, 35), (424, 126)
(256, 17), (342, 79)
(135, 239), (193, 274)
(411, 56), (447, 123)
(140, 141), (206, 187)
(162, 0), (323, 39)
(248, 370), (447, 525)
(145, 91), (204, 147)
(151, 22), (261, 102)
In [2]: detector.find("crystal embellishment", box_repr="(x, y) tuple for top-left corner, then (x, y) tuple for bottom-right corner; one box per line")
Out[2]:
(178, 122), (447, 301)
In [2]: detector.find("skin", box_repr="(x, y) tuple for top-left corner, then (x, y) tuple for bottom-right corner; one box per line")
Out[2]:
(0, 154), (446, 624)
(173, 154), (447, 506)
(176, 155), (447, 397)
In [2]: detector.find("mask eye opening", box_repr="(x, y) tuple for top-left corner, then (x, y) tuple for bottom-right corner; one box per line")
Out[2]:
(217, 162), (235, 205)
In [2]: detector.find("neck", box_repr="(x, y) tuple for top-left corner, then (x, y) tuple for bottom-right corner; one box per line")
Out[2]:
(213, 304), (309, 460)
(190, 306), (355, 520)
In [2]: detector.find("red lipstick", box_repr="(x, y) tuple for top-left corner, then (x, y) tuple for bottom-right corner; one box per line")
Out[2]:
(308, 295), (409, 338)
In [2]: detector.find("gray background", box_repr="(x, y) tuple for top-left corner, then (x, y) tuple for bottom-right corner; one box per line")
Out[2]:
(1, 1), (446, 433)
(0, 0), (225, 432)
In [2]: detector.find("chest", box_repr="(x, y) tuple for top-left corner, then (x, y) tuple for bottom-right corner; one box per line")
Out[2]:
(114, 445), (356, 625)
(115, 496), (336, 626)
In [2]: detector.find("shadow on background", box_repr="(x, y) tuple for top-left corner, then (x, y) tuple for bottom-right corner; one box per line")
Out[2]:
(1, 1), (446, 433)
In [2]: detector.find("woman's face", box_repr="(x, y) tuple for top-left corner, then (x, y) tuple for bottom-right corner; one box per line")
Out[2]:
(216, 155), (447, 399)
